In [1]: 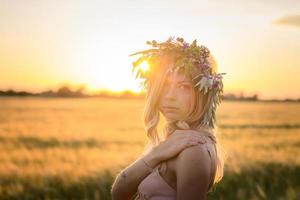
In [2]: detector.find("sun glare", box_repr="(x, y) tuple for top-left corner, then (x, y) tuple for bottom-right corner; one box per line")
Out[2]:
(138, 60), (150, 73)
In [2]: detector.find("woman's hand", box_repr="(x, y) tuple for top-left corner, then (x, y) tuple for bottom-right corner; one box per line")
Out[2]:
(152, 129), (208, 162)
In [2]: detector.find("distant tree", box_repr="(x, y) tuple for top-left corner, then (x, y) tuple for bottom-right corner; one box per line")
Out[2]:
(56, 85), (73, 97)
(74, 84), (87, 96)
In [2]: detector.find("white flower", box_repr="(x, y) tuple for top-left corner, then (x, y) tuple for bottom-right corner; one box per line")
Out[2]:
(195, 76), (213, 94)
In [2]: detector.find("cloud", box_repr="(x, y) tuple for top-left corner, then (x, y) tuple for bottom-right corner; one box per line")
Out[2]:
(273, 14), (300, 28)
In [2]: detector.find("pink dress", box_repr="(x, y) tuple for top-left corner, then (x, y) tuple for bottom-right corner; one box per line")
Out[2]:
(134, 141), (217, 200)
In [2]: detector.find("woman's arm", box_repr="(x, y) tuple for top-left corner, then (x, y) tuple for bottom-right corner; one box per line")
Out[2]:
(111, 147), (160, 200)
(111, 129), (207, 200)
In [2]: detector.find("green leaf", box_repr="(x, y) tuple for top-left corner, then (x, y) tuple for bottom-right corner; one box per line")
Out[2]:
(191, 39), (197, 47)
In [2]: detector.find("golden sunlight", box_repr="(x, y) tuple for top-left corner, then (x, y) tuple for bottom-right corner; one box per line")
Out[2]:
(138, 60), (150, 73)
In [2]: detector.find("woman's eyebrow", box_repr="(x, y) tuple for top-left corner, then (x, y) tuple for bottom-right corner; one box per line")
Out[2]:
(165, 79), (192, 84)
(177, 80), (192, 84)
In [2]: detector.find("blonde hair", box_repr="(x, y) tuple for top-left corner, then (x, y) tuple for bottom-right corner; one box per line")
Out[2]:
(140, 53), (226, 188)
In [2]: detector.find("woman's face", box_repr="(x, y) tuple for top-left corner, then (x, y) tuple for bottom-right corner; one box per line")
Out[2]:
(158, 70), (195, 123)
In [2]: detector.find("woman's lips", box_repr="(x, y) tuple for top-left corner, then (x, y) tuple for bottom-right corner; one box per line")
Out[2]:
(163, 106), (178, 112)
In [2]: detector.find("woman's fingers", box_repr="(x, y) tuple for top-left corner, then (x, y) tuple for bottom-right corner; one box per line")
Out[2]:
(173, 129), (208, 143)
(192, 135), (207, 143)
(185, 140), (202, 148)
(185, 137), (206, 145)
(184, 134), (206, 143)
(155, 130), (209, 161)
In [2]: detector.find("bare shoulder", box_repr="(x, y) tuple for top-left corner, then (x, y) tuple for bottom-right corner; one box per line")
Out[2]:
(175, 141), (213, 172)
(174, 141), (214, 199)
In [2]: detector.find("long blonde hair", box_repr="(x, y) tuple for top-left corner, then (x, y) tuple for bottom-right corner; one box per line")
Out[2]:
(140, 53), (226, 187)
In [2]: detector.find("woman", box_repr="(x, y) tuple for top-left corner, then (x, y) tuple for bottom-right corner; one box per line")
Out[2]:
(111, 37), (226, 200)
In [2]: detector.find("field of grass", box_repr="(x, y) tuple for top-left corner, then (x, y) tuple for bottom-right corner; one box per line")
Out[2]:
(0, 97), (299, 199)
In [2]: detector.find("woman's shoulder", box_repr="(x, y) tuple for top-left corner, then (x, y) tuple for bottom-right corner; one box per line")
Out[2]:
(160, 130), (217, 175)
(170, 141), (216, 192)
(174, 139), (216, 173)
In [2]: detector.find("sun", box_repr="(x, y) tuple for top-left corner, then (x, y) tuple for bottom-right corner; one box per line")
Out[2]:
(138, 60), (150, 73)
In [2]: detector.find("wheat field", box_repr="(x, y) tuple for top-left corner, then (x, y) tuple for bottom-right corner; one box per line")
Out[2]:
(0, 97), (299, 199)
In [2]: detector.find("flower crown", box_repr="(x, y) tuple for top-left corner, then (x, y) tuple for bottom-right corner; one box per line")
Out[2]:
(129, 36), (226, 128)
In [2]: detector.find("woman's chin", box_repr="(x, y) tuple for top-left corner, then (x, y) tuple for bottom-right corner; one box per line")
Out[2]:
(164, 116), (180, 123)
(161, 112), (183, 123)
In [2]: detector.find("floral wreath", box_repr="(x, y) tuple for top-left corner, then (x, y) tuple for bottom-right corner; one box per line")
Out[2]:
(129, 36), (226, 128)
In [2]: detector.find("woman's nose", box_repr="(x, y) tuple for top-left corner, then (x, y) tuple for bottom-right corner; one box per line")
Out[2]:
(165, 85), (176, 100)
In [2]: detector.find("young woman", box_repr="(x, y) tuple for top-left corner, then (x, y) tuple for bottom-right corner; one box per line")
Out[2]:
(111, 37), (226, 200)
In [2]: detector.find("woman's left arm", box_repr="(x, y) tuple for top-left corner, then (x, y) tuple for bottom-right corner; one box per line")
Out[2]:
(176, 144), (212, 200)
(111, 150), (160, 200)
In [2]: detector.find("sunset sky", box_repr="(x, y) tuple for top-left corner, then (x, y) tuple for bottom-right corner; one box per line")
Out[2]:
(0, 0), (299, 100)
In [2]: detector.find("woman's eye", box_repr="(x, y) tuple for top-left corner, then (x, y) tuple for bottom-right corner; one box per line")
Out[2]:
(179, 85), (190, 89)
